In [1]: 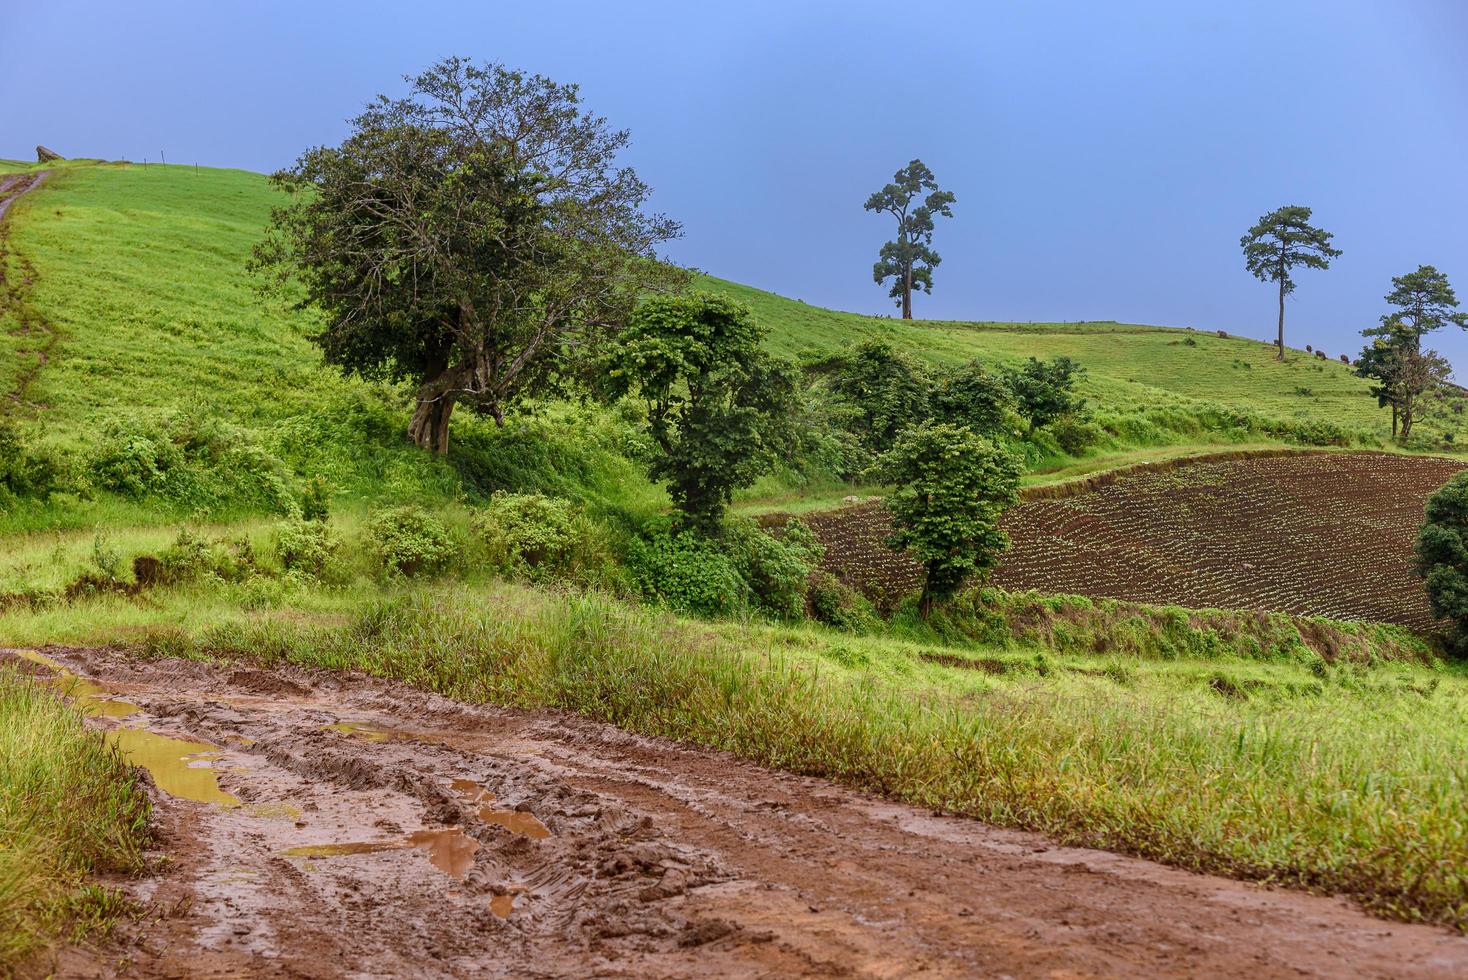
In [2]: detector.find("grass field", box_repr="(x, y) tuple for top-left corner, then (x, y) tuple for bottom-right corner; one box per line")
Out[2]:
(0, 666), (151, 969)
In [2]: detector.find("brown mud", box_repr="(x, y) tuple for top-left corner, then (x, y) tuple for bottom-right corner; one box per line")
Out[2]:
(9, 646), (1468, 978)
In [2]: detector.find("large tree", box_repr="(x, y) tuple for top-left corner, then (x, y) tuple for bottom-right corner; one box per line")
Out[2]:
(1358, 318), (1454, 442)
(608, 293), (798, 533)
(253, 58), (681, 454)
(1240, 205), (1341, 361)
(863, 160), (955, 319)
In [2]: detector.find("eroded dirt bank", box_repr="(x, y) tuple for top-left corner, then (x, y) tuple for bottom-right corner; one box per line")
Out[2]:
(9, 646), (1467, 979)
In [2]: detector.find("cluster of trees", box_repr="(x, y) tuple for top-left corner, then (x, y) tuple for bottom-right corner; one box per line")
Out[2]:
(256, 58), (1088, 618)
(1239, 207), (1466, 443)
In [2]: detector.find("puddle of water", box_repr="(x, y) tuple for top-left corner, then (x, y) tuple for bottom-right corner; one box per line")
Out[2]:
(452, 779), (551, 840)
(323, 720), (395, 742)
(244, 802), (302, 821)
(107, 728), (241, 808)
(7, 650), (238, 807)
(490, 894), (515, 919)
(10, 649), (141, 718)
(284, 827), (482, 879)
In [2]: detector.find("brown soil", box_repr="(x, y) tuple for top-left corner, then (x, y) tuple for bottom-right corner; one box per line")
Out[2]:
(806, 451), (1465, 628)
(9, 647), (1467, 979)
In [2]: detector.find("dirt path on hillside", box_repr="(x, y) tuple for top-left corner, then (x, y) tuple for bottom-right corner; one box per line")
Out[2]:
(0, 171), (55, 412)
(9, 647), (1467, 979)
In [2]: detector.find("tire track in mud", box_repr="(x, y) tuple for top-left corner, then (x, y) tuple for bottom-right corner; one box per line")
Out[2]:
(0, 171), (56, 415)
(9, 647), (1468, 979)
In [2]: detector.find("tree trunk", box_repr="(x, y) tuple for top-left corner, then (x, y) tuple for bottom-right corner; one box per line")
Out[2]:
(1391, 404), (1399, 440)
(408, 394), (455, 455)
(1276, 274), (1287, 361)
(1400, 394), (1413, 442)
(918, 570), (934, 619)
(902, 266), (913, 320)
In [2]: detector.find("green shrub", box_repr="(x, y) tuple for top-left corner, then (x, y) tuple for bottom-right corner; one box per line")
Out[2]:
(475, 492), (578, 577)
(628, 527), (748, 617)
(0, 423), (67, 502)
(806, 571), (877, 632)
(275, 515), (341, 581)
(156, 529), (258, 584)
(1048, 415), (1105, 456)
(88, 417), (182, 498)
(299, 475), (332, 523)
(723, 519), (824, 621)
(363, 506), (458, 578)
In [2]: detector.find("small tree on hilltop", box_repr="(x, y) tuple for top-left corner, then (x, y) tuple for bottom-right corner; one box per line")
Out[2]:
(863, 160), (955, 319)
(1415, 471), (1468, 656)
(1240, 206), (1341, 362)
(1006, 356), (1087, 434)
(253, 57), (681, 454)
(876, 422), (1022, 617)
(608, 293), (798, 534)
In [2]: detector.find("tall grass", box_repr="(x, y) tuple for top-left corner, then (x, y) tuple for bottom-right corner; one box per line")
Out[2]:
(0, 667), (150, 968)
(143, 582), (1468, 930)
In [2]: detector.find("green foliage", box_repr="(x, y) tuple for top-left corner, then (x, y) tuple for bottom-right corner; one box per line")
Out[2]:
(806, 570), (878, 632)
(155, 529), (258, 584)
(877, 422), (1023, 613)
(863, 159), (955, 317)
(628, 527), (748, 616)
(722, 519), (825, 621)
(0, 670), (150, 968)
(363, 505), (458, 578)
(0, 422), (65, 503)
(275, 515), (340, 581)
(254, 57), (681, 452)
(608, 293), (798, 532)
(1415, 472), (1468, 656)
(471, 491), (624, 590)
(930, 360), (1020, 438)
(823, 340), (931, 454)
(1006, 356), (1087, 434)
(299, 476), (331, 523)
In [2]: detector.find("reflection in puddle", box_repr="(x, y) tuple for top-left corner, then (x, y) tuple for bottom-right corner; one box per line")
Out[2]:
(107, 728), (241, 807)
(8, 650), (239, 807)
(323, 720), (395, 742)
(451, 779), (551, 840)
(11, 649), (141, 718)
(283, 827), (482, 878)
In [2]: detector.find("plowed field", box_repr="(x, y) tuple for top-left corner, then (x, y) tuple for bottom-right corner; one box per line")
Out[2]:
(807, 451), (1465, 629)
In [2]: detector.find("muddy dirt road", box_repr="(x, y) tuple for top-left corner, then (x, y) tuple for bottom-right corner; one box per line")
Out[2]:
(9, 647), (1468, 979)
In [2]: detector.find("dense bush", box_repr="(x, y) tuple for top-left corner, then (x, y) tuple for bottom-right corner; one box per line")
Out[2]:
(1005, 356), (1087, 434)
(723, 519), (825, 621)
(930, 360), (1020, 438)
(472, 491), (624, 590)
(0, 423), (66, 504)
(363, 506), (458, 578)
(275, 515), (341, 580)
(628, 527), (749, 617)
(806, 570), (878, 632)
(1048, 415), (1106, 456)
(155, 529), (259, 584)
(823, 341), (931, 453)
(1415, 471), (1468, 656)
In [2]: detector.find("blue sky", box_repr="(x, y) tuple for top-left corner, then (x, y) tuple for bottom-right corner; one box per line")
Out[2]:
(4, 1), (1466, 370)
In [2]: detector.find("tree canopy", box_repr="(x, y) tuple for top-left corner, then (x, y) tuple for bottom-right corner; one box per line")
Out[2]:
(1367, 265), (1468, 350)
(253, 57), (681, 453)
(1240, 205), (1341, 361)
(1006, 356), (1087, 434)
(863, 160), (955, 319)
(876, 422), (1021, 616)
(607, 293), (798, 533)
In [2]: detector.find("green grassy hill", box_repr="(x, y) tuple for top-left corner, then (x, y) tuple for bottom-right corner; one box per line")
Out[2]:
(0, 159), (1447, 533)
